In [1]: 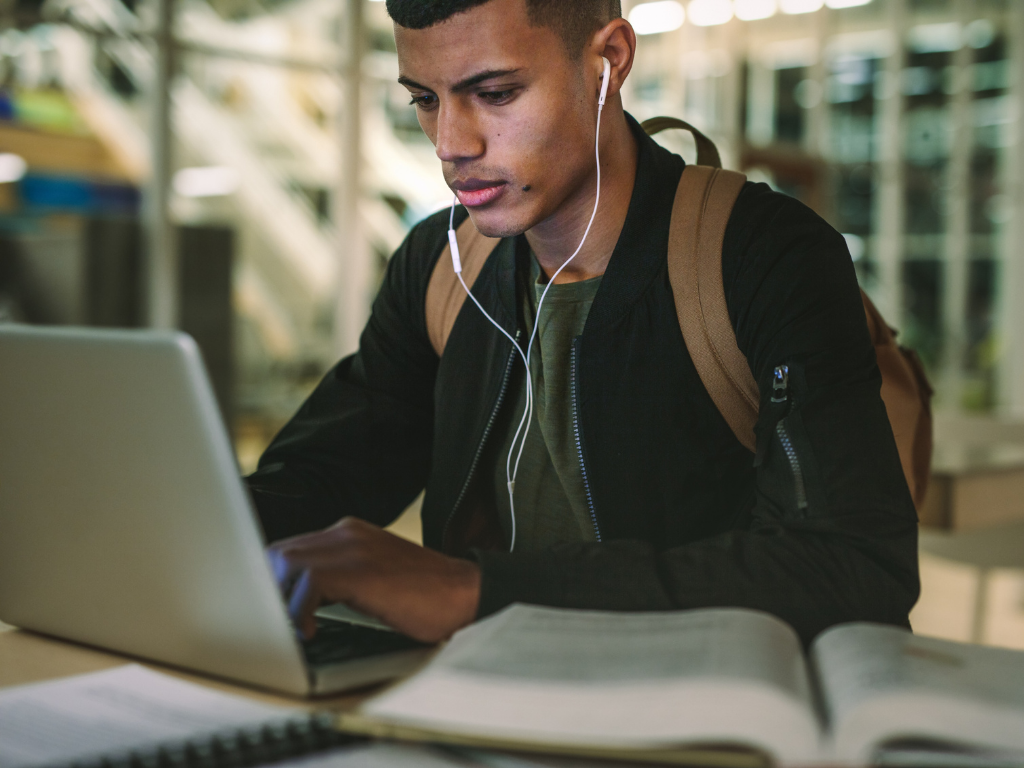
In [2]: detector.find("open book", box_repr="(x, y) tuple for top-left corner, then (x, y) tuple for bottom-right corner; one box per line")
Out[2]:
(339, 605), (1024, 767)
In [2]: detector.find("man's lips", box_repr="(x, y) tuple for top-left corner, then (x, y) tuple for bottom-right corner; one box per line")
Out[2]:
(453, 180), (508, 208)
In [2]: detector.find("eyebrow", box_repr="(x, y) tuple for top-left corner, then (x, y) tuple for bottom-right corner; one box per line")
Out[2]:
(397, 68), (522, 94)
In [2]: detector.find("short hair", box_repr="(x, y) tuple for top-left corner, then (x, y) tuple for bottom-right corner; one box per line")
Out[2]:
(386, 0), (622, 58)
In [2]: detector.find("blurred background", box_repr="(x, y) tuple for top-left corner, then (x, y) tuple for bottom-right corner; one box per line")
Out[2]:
(2, 0), (1024, 648)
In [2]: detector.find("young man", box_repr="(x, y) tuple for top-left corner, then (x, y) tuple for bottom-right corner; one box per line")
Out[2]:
(250, 0), (919, 646)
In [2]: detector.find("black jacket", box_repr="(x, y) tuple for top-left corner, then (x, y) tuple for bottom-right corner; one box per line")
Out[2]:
(247, 117), (919, 645)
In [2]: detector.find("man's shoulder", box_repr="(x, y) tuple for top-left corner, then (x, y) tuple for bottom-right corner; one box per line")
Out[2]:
(384, 206), (471, 303)
(730, 180), (844, 244)
(718, 177), (864, 369)
(393, 206), (482, 282)
(401, 206), (465, 262)
(722, 179), (851, 287)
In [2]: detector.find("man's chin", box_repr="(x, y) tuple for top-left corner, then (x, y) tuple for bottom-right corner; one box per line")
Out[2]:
(463, 208), (530, 240)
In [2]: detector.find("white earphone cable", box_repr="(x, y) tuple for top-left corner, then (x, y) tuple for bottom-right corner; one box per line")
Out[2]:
(504, 106), (605, 553)
(449, 61), (609, 552)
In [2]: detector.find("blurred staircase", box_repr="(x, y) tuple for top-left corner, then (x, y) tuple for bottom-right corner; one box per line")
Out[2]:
(28, 0), (448, 412)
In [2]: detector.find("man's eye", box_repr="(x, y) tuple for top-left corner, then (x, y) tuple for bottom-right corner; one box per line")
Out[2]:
(409, 94), (438, 111)
(479, 89), (517, 105)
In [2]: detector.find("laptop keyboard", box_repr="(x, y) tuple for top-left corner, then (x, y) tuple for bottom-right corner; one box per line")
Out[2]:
(300, 618), (428, 667)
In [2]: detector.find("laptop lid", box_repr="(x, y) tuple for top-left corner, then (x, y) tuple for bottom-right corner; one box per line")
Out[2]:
(0, 325), (311, 695)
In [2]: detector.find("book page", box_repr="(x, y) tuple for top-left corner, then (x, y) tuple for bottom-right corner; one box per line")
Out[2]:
(0, 665), (293, 768)
(810, 623), (1024, 764)
(442, 605), (806, 689)
(362, 605), (821, 764)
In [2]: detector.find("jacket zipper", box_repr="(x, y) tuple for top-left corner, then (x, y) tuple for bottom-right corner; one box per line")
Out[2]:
(570, 339), (601, 542)
(775, 422), (808, 511)
(442, 331), (520, 550)
(772, 364), (808, 511)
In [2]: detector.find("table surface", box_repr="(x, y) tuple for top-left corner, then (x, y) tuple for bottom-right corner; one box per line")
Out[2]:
(0, 619), (376, 710)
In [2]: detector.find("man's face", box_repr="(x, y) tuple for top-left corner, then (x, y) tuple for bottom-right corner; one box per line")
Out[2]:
(395, 0), (597, 238)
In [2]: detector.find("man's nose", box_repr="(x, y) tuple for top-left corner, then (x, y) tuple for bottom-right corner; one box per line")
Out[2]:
(434, 103), (485, 164)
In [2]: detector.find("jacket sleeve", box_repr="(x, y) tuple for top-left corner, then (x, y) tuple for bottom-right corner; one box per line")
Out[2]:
(244, 213), (447, 544)
(473, 185), (920, 645)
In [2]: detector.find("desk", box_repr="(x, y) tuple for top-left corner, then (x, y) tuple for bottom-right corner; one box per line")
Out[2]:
(0, 619), (374, 711)
(921, 417), (1024, 531)
(920, 440), (1024, 530)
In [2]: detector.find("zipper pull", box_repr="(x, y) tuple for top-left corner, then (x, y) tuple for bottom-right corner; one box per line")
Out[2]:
(756, 364), (791, 468)
(771, 365), (790, 404)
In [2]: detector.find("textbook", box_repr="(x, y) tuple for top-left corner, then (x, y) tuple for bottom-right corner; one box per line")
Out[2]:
(340, 604), (1024, 768)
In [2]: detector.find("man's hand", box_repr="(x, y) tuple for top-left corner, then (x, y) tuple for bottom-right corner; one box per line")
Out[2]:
(266, 517), (481, 643)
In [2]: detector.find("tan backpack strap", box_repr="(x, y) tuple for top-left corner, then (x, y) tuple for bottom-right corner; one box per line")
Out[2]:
(425, 217), (502, 357)
(668, 165), (758, 452)
(641, 116), (723, 169)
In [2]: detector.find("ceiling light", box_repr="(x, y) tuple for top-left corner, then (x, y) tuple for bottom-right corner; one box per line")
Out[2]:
(825, 0), (872, 7)
(735, 0), (777, 21)
(965, 19), (995, 49)
(0, 153), (27, 184)
(688, 0), (733, 27)
(781, 0), (824, 13)
(628, 1), (686, 35)
(907, 22), (963, 54)
(173, 166), (239, 198)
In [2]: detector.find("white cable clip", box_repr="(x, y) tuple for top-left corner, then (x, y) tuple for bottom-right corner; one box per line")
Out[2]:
(448, 228), (462, 274)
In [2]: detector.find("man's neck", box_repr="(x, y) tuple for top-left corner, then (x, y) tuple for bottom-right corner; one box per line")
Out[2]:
(525, 103), (638, 284)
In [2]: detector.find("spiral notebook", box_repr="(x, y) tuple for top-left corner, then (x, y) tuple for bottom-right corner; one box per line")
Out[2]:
(0, 665), (351, 768)
(0, 665), (612, 768)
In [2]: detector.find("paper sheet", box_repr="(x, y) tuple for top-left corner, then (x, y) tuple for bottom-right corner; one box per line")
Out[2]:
(276, 743), (623, 768)
(0, 665), (292, 768)
(276, 744), (474, 768)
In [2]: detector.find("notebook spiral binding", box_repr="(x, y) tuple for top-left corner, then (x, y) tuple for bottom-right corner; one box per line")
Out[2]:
(48, 713), (357, 768)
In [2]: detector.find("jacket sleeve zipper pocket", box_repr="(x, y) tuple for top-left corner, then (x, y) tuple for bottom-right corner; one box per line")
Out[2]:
(775, 420), (808, 511)
(771, 364), (808, 511)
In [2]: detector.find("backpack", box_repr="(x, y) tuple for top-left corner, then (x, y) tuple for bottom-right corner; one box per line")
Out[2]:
(424, 117), (934, 510)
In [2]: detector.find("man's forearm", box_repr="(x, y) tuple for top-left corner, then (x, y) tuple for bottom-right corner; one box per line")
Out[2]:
(247, 487), (343, 544)
(472, 524), (918, 645)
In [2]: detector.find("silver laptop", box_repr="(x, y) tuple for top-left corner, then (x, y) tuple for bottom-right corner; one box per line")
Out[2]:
(0, 324), (432, 696)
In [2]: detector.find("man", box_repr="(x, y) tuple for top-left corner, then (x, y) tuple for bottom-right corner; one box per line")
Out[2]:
(249, 0), (919, 646)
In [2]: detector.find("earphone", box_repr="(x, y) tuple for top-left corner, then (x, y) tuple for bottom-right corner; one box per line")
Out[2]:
(448, 56), (611, 552)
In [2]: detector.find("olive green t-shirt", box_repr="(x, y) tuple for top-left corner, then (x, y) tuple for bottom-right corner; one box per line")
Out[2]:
(493, 257), (601, 550)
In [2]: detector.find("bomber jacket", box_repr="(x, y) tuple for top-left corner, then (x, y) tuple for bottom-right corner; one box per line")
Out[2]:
(246, 116), (920, 645)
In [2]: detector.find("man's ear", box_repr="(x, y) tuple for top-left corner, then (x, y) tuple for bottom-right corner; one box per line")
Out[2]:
(590, 17), (636, 102)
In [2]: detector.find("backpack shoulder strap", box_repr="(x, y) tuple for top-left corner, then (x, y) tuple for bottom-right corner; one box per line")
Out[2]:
(667, 165), (758, 452)
(641, 117), (722, 168)
(424, 217), (502, 357)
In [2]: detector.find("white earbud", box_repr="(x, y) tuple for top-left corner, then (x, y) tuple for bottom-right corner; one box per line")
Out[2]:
(599, 56), (611, 106)
(447, 53), (610, 552)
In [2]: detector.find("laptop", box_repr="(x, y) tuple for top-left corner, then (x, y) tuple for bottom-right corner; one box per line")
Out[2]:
(0, 324), (432, 696)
